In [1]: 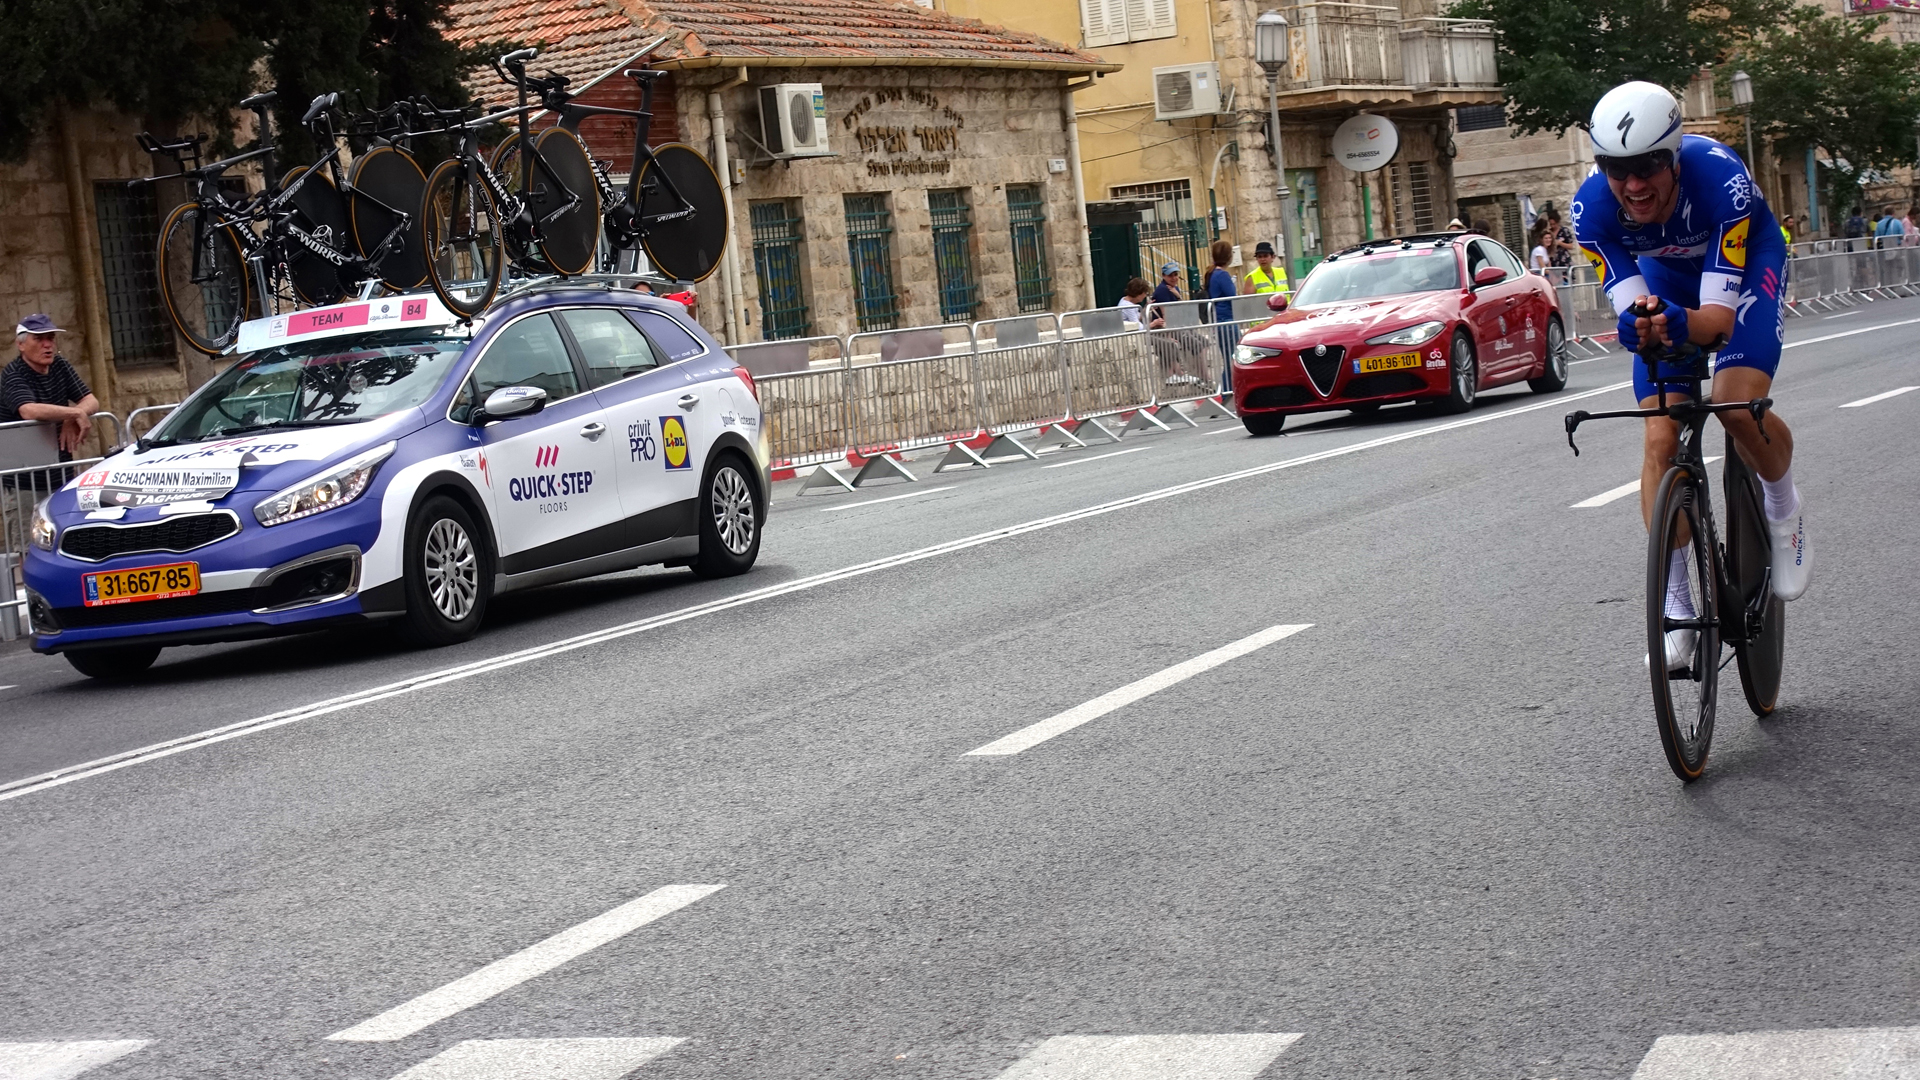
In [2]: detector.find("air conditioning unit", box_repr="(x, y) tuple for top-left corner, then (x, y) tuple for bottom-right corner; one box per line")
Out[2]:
(759, 83), (831, 159)
(1153, 63), (1223, 121)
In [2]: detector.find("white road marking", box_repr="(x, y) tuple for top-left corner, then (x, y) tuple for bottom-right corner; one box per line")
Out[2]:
(1840, 385), (1919, 408)
(992, 1034), (1304, 1080)
(1823, 309), (1862, 319)
(0, 685), (15, 692)
(386, 1038), (684, 1080)
(1571, 314), (1920, 367)
(327, 884), (723, 1042)
(966, 625), (1311, 756)
(0, 380), (1630, 805)
(1571, 457), (1720, 507)
(816, 486), (953, 512)
(1630, 1025), (1920, 1079)
(1041, 446), (1153, 468)
(0, 1041), (149, 1080)
(1206, 424), (1253, 434)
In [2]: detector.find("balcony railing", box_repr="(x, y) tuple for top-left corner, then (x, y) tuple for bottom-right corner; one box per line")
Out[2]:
(1282, 1), (1498, 94)
(1400, 17), (1498, 88)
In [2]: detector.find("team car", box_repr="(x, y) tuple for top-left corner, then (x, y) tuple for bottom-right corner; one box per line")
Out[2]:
(23, 285), (770, 679)
(1231, 232), (1569, 434)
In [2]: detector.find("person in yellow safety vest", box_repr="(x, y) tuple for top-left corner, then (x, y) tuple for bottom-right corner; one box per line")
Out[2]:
(1241, 240), (1292, 298)
(1782, 218), (1793, 246)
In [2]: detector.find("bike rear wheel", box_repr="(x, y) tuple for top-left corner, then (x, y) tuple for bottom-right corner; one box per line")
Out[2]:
(280, 165), (354, 305)
(1648, 466), (1721, 781)
(1724, 435), (1785, 715)
(156, 202), (250, 355)
(636, 142), (727, 282)
(350, 145), (429, 290)
(422, 158), (504, 319)
(490, 129), (599, 277)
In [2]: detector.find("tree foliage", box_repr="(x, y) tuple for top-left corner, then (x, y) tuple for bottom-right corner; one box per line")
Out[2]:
(1447, 0), (1791, 136)
(0, 0), (488, 162)
(1738, 6), (1920, 224)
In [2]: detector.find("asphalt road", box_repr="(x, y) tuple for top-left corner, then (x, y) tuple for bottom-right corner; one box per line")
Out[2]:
(5, 297), (1920, 1080)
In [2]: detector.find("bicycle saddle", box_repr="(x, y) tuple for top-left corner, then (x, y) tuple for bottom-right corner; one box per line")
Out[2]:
(239, 91), (278, 109)
(302, 92), (341, 124)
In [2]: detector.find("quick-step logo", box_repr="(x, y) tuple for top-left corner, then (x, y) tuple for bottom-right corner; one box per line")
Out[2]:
(509, 444), (593, 513)
(660, 416), (690, 471)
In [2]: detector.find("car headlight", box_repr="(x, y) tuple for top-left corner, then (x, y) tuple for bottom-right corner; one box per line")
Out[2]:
(1235, 345), (1283, 366)
(1367, 321), (1446, 346)
(254, 442), (396, 527)
(29, 499), (56, 551)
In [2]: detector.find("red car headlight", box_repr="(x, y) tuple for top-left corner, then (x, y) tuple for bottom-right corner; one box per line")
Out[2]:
(1234, 345), (1283, 366)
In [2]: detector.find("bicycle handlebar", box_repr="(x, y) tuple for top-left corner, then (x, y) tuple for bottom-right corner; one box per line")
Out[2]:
(302, 92), (341, 125)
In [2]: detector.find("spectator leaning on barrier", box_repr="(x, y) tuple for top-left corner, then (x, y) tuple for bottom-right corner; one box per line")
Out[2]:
(3, 314), (98, 460)
(1241, 241), (1290, 298)
(1117, 277), (1161, 329)
(1151, 262), (1183, 307)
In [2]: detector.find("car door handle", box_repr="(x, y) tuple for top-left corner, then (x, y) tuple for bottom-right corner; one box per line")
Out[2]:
(579, 422), (606, 440)
(677, 394), (699, 410)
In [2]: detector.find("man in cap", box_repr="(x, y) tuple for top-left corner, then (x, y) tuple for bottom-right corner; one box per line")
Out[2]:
(3, 313), (99, 458)
(1240, 241), (1292, 299)
(1150, 262), (1184, 307)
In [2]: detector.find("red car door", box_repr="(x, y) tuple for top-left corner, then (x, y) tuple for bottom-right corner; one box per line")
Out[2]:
(1463, 239), (1527, 378)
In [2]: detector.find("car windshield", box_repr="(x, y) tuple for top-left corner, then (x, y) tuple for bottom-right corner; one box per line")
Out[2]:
(1292, 248), (1461, 305)
(148, 329), (471, 447)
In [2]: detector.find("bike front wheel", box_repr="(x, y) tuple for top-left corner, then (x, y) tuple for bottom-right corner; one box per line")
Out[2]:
(1724, 436), (1785, 715)
(422, 158), (504, 318)
(1648, 466), (1721, 781)
(350, 145), (429, 291)
(156, 202), (251, 355)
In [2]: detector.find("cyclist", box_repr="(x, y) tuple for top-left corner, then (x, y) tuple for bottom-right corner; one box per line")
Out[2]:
(1570, 81), (1810, 670)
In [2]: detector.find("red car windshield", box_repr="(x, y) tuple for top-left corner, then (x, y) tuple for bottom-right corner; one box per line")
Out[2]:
(1293, 249), (1461, 306)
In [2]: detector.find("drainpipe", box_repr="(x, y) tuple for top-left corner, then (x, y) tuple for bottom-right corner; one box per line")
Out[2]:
(55, 105), (115, 418)
(1064, 78), (1097, 309)
(707, 66), (751, 346)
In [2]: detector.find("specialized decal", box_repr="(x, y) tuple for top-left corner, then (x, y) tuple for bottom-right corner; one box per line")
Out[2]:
(1721, 218), (1750, 269)
(660, 415), (691, 471)
(628, 419), (658, 462)
(1736, 290), (1758, 325)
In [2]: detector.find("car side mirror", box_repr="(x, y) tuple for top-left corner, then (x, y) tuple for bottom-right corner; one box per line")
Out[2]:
(1473, 265), (1508, 286)
(475, 385), (547, 424)
(1266, 293), (1290, 312)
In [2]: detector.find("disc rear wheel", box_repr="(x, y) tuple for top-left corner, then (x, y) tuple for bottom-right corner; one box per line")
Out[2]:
(636, 143), (728, 282)
(1648, 466), (1720, 781)
(350, 145), (429, 290)
(1724, 435), (1785, 715)
(280, 165), (354, 305)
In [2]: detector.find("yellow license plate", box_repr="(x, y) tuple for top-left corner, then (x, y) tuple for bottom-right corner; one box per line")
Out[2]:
(1354, 350), (1422, 374)
(83, 562), (201, 607)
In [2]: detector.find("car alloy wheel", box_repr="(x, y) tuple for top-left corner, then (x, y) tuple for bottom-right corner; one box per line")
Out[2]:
(1443, 330), (1477, 414)
(712, 465), (755, 556)
(423, 517), (478, 620)
(1529, 316), (1570, 393)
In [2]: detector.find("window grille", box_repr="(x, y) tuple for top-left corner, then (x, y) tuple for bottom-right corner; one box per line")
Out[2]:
(93, 182), (175, 365)
(927, 190), (980, 323)
(1454, 104), (1506, 132)
(1109, 178), (1195, 224)
(843, 194), (900, 332)
(1389, 162), (1436, 234)
(749, 200), (810, 340)
(1499, 201), (1525, 255)
(1006, 185), (1053, 314)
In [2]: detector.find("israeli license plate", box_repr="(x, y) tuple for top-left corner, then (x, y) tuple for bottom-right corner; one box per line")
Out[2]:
(1353, 350), (1422, 374)
(82, 562), (201, 607)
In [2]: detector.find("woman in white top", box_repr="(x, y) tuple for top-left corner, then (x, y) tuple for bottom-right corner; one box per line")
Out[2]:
(1529, 240), (1551, 274)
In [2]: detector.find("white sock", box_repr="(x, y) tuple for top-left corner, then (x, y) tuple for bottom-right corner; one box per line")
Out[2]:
(1762, 468), (1800, 521)
(1665, 548), (1697, 620)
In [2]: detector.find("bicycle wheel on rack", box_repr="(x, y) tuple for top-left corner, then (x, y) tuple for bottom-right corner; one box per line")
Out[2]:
(156, 203), (251, 355)
(636, 142), (727, 282)
(488, 131), (553, 275)
(422, 157), (504, 318)
(489, 129), (599, 276)
(1648, 466), (1721, 781)
(350, 145), (429, 290)
(1724, 435), (1785, 716)
(280, 165), (353, 305)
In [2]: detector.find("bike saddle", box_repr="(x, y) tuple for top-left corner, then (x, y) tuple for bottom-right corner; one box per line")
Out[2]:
(623, 68), (666, 82)
(239, 91), (278, 108)
(302, 92), (341, 124)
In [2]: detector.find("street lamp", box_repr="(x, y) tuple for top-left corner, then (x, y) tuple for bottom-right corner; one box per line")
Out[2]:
(1255, 9), (1304, 286)
(1731, 70), (1757, 184)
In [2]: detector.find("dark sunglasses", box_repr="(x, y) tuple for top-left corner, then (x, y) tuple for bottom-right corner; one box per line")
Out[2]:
(1596, 150), (1676, 181)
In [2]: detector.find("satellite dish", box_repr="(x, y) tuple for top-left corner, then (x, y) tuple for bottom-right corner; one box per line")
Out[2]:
(1332, 113), (1400, 173)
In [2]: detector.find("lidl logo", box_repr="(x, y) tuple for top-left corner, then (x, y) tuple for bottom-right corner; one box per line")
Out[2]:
(1579, 244), (1605, 271)
(1721, 218), (1749, 269)
(660, 415), (691, 470)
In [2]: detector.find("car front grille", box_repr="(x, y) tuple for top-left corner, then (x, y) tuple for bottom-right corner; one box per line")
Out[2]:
(1300, 345), (1345, 396)
(1240, 384), (1315, 409)
(1342, 371), (1429, 399)
(50, 589), (267, 629)
(59, 512), (240, 562)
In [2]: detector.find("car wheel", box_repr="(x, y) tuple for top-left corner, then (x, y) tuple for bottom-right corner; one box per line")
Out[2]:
(1241, 412), (1286, 436)
(1529, 315), (1570, 393)
(65, 644), (161, 681)
(396, 495), (490, 647)
(692, 452), (762, 579)
(1442, 330), (1477, 414)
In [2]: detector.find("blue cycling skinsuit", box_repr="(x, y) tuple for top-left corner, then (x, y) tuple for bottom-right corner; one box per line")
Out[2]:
(1570, 133), (1788, 400)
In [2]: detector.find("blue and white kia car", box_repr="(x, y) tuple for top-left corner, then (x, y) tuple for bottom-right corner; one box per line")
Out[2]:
(24, 285), (769, 679)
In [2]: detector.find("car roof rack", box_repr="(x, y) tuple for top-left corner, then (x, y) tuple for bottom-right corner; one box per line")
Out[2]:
(1325, 232), (1464, 261)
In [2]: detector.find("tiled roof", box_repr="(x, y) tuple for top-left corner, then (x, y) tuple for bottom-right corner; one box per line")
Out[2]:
(448, 0), (1114, 94)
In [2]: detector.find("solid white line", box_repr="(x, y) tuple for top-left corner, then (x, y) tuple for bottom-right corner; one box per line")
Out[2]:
(1207, 423), (1253, 434)
(992, 1034), (1305, 1080)
(1571, 456), (1720, 508)
(0, 380), (1629, 805)
(1631, 1025), (1920, 1079)
(966, 624), (1311, 756)
(1822, 309), (1862, 319)
(327, 884), (723, 1042)
(387, 1038), (685, 1080)
(816, 485), (953, 511)
(1784, 315), (1920, 349)
(0, 685), (15, 692)
(1041, 446), (1153, 468)
(0, 1041), (150, 1080)
(1840, 385), (1919, 408)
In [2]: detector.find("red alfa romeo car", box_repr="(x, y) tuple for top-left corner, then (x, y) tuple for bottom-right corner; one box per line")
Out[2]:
(1232, 232), (1569, 435)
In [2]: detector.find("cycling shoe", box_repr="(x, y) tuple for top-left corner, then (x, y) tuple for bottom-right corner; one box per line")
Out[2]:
(1645, 628), (1699, 671)
(1768, 505), (1811, 600)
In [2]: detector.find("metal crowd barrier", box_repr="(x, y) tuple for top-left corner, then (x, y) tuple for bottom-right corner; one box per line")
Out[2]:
(841, 323), (981, 486)
(727, 335), (859, 493)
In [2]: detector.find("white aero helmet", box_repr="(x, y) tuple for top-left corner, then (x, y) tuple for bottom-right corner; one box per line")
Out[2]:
(1589, 81), (1683, 157)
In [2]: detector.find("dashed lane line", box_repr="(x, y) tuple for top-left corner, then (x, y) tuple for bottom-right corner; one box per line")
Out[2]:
(1631, 1025), (1920, 1079)
(1840, 386), (1919, 408)
(386, 1039), (684, 1080)
(1571, 313), (1920, 367)
(0, 380), (1630, 806)
(1571, 457), (1720, 508)
(991, 1034), (1305, 1080)
(0, 1040), (149, 1080)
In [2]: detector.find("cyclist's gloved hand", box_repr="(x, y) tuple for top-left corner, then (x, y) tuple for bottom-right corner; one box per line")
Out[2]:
(1617, 305), (1645, 352)
(1655, 303), (1690, 350)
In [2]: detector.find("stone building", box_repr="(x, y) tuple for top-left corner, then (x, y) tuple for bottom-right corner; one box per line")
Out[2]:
(446, 0), (1118, 346)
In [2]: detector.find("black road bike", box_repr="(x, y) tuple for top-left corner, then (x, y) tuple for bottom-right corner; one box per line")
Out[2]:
(420, 43), (727, 318)
(1564, 298), (1786, 781)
